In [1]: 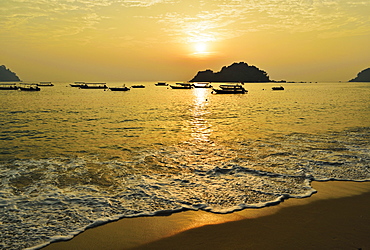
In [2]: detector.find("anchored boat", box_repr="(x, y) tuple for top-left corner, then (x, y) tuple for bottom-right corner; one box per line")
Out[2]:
(0, 83), (18, 90)
(37, 82), (54, 87)
(109, 85), (130, 91)
(131, 85), (145, 88)
(155, 82), (167, 86)
(212, 84), (247, 94)
(170, 83), (193, 89)
(19, 84), (41, 91)
(192, 82), (212, 88)
(70, 82), (85, 87)
(79, 83), (108, 89)
(272, 86), (284, 90)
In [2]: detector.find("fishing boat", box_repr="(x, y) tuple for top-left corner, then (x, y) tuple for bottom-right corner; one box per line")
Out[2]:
(18, 84), (41, 91)
(79, 83), (108, 89)
(170, 83), (193, 89)
(131, 85), (145, 88)
(272, 86), (284, 90)
(70, 82), (85, 87)
(155, 82), (167, 86)
(109, 85), (130, 91)
(192, 82), (212, 88)
(0, 83), (18, 90)
(212, 84), (247, 94)
(37, 82), (54, 86)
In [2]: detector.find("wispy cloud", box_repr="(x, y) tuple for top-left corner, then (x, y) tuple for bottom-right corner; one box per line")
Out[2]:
(120, 0), (176, 7)
(0, 0), (176, 40)
(0, 0), (368, 45)
(154, 0), (370, 44)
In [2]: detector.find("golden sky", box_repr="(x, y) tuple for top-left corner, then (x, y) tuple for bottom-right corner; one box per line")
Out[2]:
(1, 0), (369, 82)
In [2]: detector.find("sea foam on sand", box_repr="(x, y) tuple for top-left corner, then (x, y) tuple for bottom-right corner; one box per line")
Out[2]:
(42, 181), (370, 250)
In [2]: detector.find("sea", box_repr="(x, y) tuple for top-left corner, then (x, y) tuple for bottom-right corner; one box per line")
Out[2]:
(0, 81), (369, 249)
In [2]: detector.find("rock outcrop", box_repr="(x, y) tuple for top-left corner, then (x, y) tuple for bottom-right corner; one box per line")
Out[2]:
(0, 65), (21, 82)
(189, 62), (271, 82)
(349, 68), (370, 82)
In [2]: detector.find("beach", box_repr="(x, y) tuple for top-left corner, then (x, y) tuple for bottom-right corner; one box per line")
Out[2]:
(43, 181), (370, 250)
(2, 1), (370, 247)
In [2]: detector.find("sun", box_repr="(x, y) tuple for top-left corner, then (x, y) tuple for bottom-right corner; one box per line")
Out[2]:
(195, 42), (207, 54)
(191, 42), (215, 58)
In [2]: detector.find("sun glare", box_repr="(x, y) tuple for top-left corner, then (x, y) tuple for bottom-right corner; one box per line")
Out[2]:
(190, 42), (215, 58)
(195, 42), (207, 54)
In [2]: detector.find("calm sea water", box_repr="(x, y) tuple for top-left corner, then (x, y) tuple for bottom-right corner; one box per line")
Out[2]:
(1, 82), (369, 249)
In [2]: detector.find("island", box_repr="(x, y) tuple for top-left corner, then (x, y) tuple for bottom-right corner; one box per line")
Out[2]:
(189, 62), (271, 83)
(349, 68), (370, 82)
(0, 65), (21, 82)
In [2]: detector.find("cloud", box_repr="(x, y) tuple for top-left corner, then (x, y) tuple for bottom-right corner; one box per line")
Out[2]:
(156, 0), (369, 43)
(120, 0), (176, 7)
(0, 0), (176, 36)
(0, 0), (368, 45)
(238, 0), (370, 34)
(0, 0), (111, 42)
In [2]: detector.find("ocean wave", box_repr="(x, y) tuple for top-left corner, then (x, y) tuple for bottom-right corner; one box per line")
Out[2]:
(0, 127), (369, 249)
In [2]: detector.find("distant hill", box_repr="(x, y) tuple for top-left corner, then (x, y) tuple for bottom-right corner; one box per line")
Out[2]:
(189, 62), (271, 83)
(0, 65), (21, 82)
(349, 68), (370, 82)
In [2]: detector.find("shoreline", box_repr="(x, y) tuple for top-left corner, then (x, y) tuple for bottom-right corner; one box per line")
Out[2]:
(43, 181), (370, 250)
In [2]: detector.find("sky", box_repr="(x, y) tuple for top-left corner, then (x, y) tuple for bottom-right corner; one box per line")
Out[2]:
(1, 0), (369, 82)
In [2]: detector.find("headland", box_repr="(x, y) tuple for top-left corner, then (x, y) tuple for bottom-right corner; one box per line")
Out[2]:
(349, 68), (370, 82)
(189, 62), (271, 83)
(0, 65), (21, 82)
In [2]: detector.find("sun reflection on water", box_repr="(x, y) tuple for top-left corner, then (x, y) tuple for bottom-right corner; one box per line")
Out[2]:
(190, 88), (212, 142)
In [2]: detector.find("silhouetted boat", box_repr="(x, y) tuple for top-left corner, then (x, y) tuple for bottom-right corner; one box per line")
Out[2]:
(0, 84), (18, 90)
(170, 83), (193, 89)
(212, 84), (247, 94)
(155, 82), (167, 86)
(193, 82), (212, 88)
(19, 85), (41, 91)
(79, 83), (108, 89)
(272, 86), (284, 90)
(37, 82), (54, 86)
(70, 82), (85, 87)
(109, 85), (130, 91)
(131, 85), (145, 88)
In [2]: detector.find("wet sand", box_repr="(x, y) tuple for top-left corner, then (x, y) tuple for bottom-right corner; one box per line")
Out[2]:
(43, 181), (370, 250)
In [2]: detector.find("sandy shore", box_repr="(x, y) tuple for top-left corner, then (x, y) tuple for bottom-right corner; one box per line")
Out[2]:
(43, 181), (370, 250)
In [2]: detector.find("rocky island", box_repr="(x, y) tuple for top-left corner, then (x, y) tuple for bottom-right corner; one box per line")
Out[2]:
(0, 65), (21, 82)
(349, 68), (370, 82)
(189, 62), (271, 83)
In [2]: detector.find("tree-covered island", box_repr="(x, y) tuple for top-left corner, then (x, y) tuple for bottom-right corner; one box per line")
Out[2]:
(0, 65), (21, 82)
